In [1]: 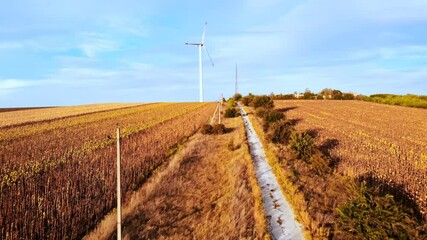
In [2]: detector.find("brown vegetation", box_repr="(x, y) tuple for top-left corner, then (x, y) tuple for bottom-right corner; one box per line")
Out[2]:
(0, 103), (143, 127)
(244, 99), (427, 239)
(277, 100), (427, 220)
(0, 103), (215, 239)
(0, 106), (55, 113)
(85, 117), (269, 239)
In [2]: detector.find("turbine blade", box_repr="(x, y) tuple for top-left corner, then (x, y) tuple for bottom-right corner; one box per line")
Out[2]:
(186, 42), (201, 45)
(203, 46), (214, 67)
(202, 22), (207, 43)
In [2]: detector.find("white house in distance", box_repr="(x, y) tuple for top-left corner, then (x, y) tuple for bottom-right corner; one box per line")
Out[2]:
(292, 90), (360, 99)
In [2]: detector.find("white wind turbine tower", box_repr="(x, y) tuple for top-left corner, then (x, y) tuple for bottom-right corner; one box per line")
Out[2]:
(185, 22), (214, 102)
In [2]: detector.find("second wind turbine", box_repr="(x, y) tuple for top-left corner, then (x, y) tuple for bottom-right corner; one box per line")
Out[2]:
(185, 22), (214, 102)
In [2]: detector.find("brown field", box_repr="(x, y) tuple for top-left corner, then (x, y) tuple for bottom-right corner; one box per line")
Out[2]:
(0, 106), (55, 113)
(0, 102), (216, 239)
(275, 100), (427, 219)
(86, 117), (269, 240)
(0, 103), (144, 127)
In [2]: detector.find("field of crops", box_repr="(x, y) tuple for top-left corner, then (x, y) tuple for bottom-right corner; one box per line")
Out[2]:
(275, 100), (427, 219)
(0, 103), (143, 128)
(0, 102), (216, 239)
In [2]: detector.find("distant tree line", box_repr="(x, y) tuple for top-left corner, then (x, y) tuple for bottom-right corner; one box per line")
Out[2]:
(363, 94), (427, 109)
(270, 88), (362, 101)
(258, 88), (427, 109)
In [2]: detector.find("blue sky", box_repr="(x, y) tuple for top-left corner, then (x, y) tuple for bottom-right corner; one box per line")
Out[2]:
(1, 0), (427, 107)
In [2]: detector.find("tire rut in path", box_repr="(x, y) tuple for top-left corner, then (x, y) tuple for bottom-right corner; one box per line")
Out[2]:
(238, 103), (304, 240)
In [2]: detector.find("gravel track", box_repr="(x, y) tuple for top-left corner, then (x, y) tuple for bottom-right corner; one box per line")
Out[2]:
(239, 103), (303, 240)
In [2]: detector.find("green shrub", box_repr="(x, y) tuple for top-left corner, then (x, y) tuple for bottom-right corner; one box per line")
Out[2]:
(226, 99), (236, 108)
(255, 108), (284, 130)
(233, 93), (242, 101)
(342, 93), (355, 100)
(332, 90), (343, 100)
(250, 95), (274, 109)
(289, 131), (316, 161)
(337, 182), (425, 239)
(263, 110), (284, 124)
(224, 107), (239, 118)
(267, 120), (294, 144)
(272, 94), (297, 100)
(241, 94), (255, 106)
(303, 91), (316, 99)
(255, 108), (269, 118)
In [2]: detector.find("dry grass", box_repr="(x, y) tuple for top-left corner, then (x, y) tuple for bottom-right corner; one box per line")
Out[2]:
(0, 103), (144, 127)
(85, 117), (269, 240)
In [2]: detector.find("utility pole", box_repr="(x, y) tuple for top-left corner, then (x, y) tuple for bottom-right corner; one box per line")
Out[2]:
(116, 128), (122, 240)
(219, 94), (223, 124)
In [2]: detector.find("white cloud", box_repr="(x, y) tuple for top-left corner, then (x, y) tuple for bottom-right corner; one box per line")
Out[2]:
(0, 66), (121, 93)
(0, 79), (37, 90)
(47, 67), (120, 87)
(78, 33), (119, 58)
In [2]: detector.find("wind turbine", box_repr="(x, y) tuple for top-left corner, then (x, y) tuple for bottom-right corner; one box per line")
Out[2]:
(185, 22), (214, 102)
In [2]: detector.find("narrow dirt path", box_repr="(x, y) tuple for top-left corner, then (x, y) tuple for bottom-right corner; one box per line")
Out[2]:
(238, 103), (303, 240)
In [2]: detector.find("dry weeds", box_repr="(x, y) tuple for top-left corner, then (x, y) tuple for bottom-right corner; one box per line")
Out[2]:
(85, 117), (269, 240)
(277, 100), (427, 219)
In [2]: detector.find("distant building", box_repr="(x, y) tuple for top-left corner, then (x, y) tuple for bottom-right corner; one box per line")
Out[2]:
(294, 92), (304, 98)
